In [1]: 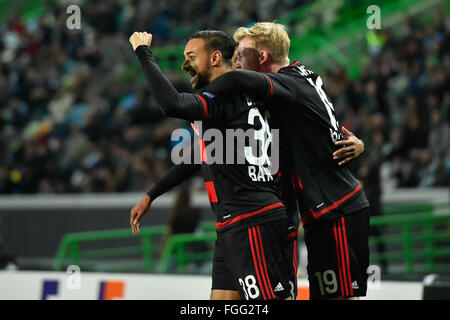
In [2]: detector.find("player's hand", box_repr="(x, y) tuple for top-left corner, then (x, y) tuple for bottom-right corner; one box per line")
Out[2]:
(129, 32), (153, 51)
(130, 194), (152, 235)
(333, 127), (364, 166)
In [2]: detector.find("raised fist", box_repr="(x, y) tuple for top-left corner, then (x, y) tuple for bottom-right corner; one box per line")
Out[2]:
(129, 32), (153, 51)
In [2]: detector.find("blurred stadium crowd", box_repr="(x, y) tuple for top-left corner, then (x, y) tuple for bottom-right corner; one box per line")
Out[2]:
(324, 12), (450, 194)
(0, 0), (448, 194)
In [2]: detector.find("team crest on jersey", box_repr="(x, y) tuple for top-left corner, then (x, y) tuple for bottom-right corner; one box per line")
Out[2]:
(202, 91), (215, 99)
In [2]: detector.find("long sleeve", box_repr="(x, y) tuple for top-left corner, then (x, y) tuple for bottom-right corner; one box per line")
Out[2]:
(205, 70), (296, 105)
(135, 45), (204, 120)
(206, 70), (294, 102)
(206, 70), (269, 100)
(146, 162), (201, 200)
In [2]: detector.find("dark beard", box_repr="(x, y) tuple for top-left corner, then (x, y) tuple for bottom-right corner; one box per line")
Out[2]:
(192, 72), (210, 89)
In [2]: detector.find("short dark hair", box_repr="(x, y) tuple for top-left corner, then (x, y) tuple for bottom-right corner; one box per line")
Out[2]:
(188, 30), (237, 66)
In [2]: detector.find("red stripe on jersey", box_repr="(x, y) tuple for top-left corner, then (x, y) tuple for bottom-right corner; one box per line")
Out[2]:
(204, 181), (218, 203)
(252, 227), (272, 299)
(195, 94), (208, 118)
(286, 229), (298, 240)
(333, 221), (345, 296)
(341, 217), (353, 296)
(255, 226), (275, 299)
(215, 202), (284, 229)
(198, 139), (207, 162)
(290, 61), (300, 66)
(263, 74), (274, 98)
(248, 227), (268, 300)
(337, 220), (349, 296)
(302, 183), (362, 223)
(291, 171), (303, 191)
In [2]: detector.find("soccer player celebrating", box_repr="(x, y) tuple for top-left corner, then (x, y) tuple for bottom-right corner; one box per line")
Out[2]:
(206, 22), (370, 300)
(129, 31), (293, 300)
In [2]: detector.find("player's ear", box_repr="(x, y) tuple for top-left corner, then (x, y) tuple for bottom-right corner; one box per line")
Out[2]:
(259, 50), (271, 66)
(211, 50), (223, 67)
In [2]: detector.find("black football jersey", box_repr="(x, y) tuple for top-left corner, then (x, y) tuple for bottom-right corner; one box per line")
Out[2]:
(134, 45), (286, 232)
(206, 63), (370, 227)
(192, 91), (286, 232)
(262, 62), (370, 226)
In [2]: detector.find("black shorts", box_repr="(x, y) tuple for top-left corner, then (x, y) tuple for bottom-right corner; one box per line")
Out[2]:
(286, 227), (299, 299)
(304, 208), (370, 300)
(212, 218), (293, 300)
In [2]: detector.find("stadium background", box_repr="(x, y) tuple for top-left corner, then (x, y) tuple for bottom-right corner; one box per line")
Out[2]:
(0, 0), (449, 300)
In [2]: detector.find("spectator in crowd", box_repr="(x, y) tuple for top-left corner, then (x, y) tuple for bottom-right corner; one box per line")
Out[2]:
(328, 12), (449, 191)
(0, 1), (448, 195)
(0, 0), (302, 194)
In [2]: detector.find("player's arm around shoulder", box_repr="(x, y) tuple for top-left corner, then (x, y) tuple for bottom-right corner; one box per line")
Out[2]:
(206, 70), (268, 100)
(333, 127), (365, 166)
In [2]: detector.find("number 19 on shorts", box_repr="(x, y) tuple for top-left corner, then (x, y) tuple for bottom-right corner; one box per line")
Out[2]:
(314, 270), (338, 296)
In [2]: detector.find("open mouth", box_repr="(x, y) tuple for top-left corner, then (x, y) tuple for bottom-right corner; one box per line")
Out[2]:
(186, 69), (198, 84)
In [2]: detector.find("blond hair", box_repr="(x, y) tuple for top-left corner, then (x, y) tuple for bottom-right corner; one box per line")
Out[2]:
(234, 22), (290, 64)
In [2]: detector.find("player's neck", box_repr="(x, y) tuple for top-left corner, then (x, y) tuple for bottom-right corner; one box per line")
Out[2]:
(209, 65), (232, 82)
(264, 62), (289, 73)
